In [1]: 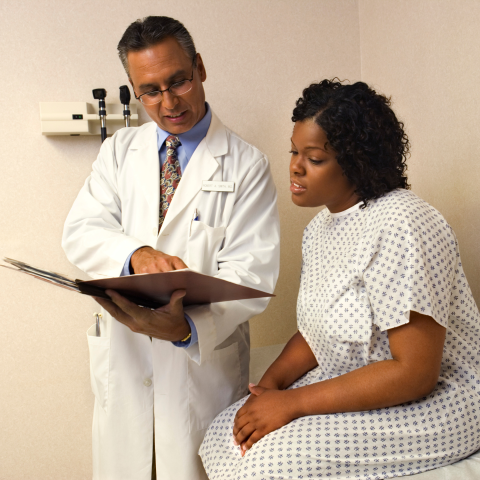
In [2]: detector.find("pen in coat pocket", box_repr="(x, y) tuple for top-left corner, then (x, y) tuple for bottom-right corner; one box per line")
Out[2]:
(94, 312), (102, 337)
(192, 209), (199, 221)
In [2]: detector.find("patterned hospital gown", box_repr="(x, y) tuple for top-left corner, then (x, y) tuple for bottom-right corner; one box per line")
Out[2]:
(199, 189), (480, 479)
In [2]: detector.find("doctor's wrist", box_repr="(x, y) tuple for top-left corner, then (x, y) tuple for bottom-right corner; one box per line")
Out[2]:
(171, 317), (191, 343)
(130, 246), (154, 273)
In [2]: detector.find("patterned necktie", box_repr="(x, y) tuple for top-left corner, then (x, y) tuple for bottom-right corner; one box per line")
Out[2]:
(159, 135), (182, 231)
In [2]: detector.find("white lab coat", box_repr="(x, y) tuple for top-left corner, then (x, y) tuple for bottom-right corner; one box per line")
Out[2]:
(62, 111), (280, 480)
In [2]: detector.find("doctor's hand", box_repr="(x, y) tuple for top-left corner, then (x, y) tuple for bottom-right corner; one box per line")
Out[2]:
(94, 288), (191, 342)
(233, 384), (297, 457)
(131, 246), (187, 274)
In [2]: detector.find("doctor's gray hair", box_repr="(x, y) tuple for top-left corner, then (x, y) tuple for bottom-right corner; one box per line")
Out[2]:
(117, 16), (197, 76)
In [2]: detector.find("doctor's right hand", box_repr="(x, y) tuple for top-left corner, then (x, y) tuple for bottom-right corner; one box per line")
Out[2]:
(94, 288), (190, 342)
(131, 246), (187, 274)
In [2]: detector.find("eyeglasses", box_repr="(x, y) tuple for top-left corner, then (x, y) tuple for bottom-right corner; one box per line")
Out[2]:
(135, 59), (196, 106)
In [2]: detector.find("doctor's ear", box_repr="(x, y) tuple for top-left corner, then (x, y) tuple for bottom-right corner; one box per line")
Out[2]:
(195, 54), (207, 82)
(127, 78), (138, 99)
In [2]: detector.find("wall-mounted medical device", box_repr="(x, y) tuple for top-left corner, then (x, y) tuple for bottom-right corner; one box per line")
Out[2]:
(92, 88), (108, 142)
(39, 101), (138, 136)
(119, 85), (131, 127)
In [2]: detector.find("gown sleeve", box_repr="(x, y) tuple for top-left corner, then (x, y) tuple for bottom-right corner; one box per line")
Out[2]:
(363, 195), (457, 331)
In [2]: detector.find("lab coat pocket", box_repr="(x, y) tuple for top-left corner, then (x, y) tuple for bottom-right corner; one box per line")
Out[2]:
(87, 324), (111, 412)
(187, 221), (226, 276)
(187, 342), (242, 433)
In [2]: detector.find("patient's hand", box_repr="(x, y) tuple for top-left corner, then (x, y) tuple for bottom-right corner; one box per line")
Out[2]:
(233, 384), (297, 456)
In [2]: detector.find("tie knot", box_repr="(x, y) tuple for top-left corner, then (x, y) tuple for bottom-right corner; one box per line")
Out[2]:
(166, 135), (181, 150)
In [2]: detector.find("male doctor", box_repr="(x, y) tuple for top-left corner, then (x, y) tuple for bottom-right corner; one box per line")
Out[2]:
(62, 16), (279, 480)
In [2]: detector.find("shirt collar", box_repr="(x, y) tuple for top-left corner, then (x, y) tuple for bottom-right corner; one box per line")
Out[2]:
(156, 103), (212, 158)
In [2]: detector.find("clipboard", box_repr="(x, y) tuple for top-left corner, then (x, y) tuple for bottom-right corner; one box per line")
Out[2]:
(2, 258), (274, 309)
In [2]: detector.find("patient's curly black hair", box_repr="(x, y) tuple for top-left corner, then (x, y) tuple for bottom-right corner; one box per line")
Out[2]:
(292, 79), (410, 206)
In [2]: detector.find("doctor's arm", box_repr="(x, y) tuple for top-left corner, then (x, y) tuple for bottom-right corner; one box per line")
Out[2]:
(62, 139), (145, 278)
(62, 137), (185, 278)
(184, 156), (280, 364)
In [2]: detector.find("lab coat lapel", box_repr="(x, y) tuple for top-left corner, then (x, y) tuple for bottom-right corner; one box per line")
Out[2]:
(160, 112), (228, 233)
(130, 123), (161, 233)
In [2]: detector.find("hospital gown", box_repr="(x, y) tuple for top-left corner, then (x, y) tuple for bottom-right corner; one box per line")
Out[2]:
(199, 189), (480, 479)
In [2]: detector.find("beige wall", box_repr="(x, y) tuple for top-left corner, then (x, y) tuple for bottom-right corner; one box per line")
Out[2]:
(2, 0), (480, 478)
(358, 0), (480, 303)
(0, 1), (360, 478)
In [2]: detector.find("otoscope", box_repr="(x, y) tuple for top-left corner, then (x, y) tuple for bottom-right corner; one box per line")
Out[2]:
(119, 85), (131, 127)
(92, 88), (107, 142)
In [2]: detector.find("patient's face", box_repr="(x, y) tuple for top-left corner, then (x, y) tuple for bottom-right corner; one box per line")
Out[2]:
(289, 120), (358, 212)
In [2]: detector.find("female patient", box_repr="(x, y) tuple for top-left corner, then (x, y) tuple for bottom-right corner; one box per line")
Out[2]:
(199, 80), (480, 479)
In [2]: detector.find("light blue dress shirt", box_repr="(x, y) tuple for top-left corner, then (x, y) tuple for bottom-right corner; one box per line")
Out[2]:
(121, 103), (212, 348)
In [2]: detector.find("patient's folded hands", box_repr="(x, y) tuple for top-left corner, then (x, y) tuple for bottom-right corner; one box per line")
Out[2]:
(233, 384), (298, 456)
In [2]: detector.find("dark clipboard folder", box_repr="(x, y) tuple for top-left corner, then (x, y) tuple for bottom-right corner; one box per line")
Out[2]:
(2, 258), (274, 308)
